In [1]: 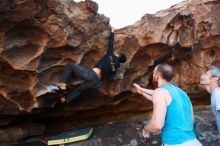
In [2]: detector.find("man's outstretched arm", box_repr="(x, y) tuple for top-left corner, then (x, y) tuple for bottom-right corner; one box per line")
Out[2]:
(132, 83), (154, 101)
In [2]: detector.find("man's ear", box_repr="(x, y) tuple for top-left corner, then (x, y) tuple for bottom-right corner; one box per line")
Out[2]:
(156, 72), (161, 79)
(212, 77), (219, 82)
(155, 73), (160, 81)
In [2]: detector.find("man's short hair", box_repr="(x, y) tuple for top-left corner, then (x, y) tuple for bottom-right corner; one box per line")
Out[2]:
(209, 66), (220, 86)
(156, 64), (174, 82)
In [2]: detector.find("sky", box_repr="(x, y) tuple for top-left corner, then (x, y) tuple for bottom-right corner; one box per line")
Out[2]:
(75, 0), (184, 28)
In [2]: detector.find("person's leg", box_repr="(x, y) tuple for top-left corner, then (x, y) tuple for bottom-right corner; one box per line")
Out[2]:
(65, 68), (100, 103)
(190, 139), (202, 146)
(65, 82), (92, 103)
(163, 144), (181, 146)
(196, 139), (203, 146)
(178, 139), (202, 146)
(59, 63), (98, 83)
(59, 63), (80, 83)
(57, 63), (93, 90)
(163, 139), (202, 146)
(46, 63), (94, 93)
(215, 116), (220, 134)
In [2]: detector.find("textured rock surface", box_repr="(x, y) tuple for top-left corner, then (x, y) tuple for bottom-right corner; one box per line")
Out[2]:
(0, 0), (111, 112)
(64, 107), (220, 146)
(0, 123), (45, 144)
(0, 0), (220, 143)
(115, 0), (220, 98)
(8, 107), (220, 146)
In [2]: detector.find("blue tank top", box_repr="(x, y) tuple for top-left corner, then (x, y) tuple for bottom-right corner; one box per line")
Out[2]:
(160, 84), (195, 145)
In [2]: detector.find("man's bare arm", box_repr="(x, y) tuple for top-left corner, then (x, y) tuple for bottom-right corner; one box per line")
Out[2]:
(142, 88), (154, 96)
(142, 92), (153, 101)
(144, 88), (167, 133)
(132, 83), (154, 101)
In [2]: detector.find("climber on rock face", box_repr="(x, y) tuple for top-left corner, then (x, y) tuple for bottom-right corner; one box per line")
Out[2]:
(50, 32), (127, 104)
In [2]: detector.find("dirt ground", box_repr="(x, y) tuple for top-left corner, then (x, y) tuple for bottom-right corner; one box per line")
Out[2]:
(68, 106), (220, 146)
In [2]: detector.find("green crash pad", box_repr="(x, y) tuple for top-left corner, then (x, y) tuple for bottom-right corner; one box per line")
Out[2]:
(47, 127), (93, 145)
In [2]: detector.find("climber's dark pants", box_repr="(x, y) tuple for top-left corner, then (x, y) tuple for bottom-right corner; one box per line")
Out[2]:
(59, 63), (100, 103)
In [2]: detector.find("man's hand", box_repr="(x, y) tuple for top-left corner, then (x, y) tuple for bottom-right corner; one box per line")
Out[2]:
(142, 129), (150, 138)
(132, 83), (143, 95)
(133, 83), (141, 88)
(142, 128), (160, 139)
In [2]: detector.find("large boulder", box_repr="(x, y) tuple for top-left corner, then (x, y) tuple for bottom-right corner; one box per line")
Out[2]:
(0, 0), (111, 112)
(0, 0), (219, 143)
